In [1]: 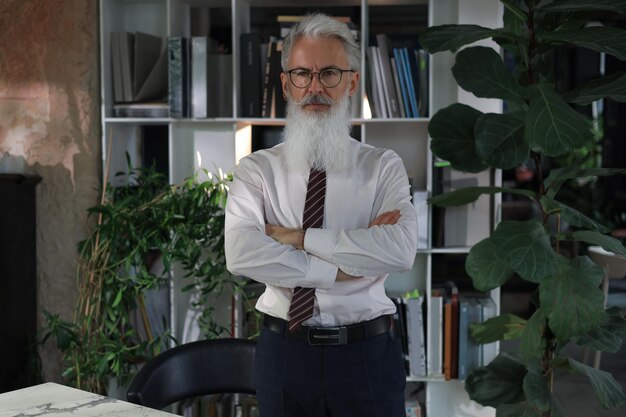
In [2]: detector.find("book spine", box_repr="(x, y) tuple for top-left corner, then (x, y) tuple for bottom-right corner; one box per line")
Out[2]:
(457, 299), (470, 380)
(168, 37), (185, 118)
(406, 296), (427, 377)
(390, 57), (406, 118)
(261, 40), (276, 118)
(401, 48), (419, 118)
(428, 295), (443, 375)
(240, 33), (262, 118)
(393, 48), (412, 118)
(273, 41), (286, 118)
(376, 34), (401, 118)
(191, 37), (208, 118)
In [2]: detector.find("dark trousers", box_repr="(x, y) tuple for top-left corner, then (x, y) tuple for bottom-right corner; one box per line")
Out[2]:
(253, 325), (406, 417)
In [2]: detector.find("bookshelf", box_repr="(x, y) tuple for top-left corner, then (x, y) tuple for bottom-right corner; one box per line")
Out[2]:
(98, 1), (502, 416)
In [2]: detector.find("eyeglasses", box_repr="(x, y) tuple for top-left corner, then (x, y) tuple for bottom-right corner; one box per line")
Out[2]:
(286, 68), (355, 89)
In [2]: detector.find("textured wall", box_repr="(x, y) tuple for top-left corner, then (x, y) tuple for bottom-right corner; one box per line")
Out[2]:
(0, 0), (101, 381)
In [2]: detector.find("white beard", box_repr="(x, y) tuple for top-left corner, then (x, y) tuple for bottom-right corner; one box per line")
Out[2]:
(282, 93), (352, 173)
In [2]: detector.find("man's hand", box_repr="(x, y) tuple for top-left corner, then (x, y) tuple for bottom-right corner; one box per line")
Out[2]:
(369, 209), (401, 227)
(265, 224), (305, 250)
(266, 209), (401, 282)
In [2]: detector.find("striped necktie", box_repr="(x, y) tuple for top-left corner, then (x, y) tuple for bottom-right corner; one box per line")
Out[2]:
(288, 169), (326, 331)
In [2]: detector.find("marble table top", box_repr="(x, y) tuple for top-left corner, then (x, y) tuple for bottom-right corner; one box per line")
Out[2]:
(0, 382), (177, 417)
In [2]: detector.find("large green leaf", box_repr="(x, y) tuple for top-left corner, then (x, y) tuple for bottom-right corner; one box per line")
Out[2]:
(563, 71), (626, 104)
(471, 313), (527, 344)
(545, 166), (626, 197)
(570, 230), (626, 257)
(491, 220), (560, 282)
(475, 112), (530, 169)
(520, 308), (547, 360)
(430, 186), (534, 207)
(501, 0), (528, 23)
(542, 27), (626, 61)
(495, 402), (542, 417)
(539, 0), (626, 14)
(568, 358), (626, 409)
(523, 368), (551, 412)
(577, 307), (626, 353)
(525, 83), (593, 157)
(465, 353), (527, 407)
(466, 238), (515, 291)
(540, 196), (610, 233)
(452, 47), (526, 103)
(420, 25), (502, 53)
(540, 256), (605, 342)
(429, 103), (489, 173)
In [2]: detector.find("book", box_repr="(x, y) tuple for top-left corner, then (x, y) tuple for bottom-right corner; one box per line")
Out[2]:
(457, 296), (482, 380)
(112, 31), (167, 104)
(401, 48), (419, 118)
(207, 54), (233, 117)
(406, 295), (427, 377)
(133, 32), (164, 100)
(368, 46), (388, 118)
(272, 41), (286, 118)
(365, 48), (381, 118)
(390, 56), (406, 118)
(168, 37), (189, 118)
(240, 33), (263, 117)
(393, 48), (412, 117)
(113, 101), (169, 118)
(110, 32), (123, 103)
(390, 297), (410, 375)
(375, 34), (401, 118)
(191, 36), (211, 118)
(435, 281), (459, 380)
(261, 40), (277, 118)
(428, 293), (444, 375)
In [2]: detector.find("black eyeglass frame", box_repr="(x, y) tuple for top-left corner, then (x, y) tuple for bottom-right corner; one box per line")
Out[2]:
(286, 68), (356, 89)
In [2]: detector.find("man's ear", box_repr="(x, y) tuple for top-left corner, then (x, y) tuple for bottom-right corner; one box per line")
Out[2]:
(348, 71), (360, 96)
(280, 72), (289, 98)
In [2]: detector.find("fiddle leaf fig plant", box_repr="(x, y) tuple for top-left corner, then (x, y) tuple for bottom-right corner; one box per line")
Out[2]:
(41, 162), (235, 394)
(420, 0), (626, 415)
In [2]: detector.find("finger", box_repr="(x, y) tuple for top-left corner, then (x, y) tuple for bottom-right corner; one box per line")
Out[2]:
(369, 210), (399, 227)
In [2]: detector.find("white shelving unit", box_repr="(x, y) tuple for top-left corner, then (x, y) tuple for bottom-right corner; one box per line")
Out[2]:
(98, 1), (502, 416)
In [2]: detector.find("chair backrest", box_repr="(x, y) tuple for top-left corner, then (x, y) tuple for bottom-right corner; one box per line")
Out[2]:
(127, 338), (256, 410)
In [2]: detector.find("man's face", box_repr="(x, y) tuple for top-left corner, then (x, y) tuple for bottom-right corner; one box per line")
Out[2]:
(280, 37), (359, 113)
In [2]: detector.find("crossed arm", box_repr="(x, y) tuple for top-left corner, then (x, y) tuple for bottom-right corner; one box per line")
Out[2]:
(265, 209), (401, 281)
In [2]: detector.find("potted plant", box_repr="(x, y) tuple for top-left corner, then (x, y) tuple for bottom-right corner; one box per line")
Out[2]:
(420, 0), (626, 415)
(41, 160), (236, 394)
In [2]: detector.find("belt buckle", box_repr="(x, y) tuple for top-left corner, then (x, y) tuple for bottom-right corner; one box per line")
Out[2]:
(307, 326), (348, 345)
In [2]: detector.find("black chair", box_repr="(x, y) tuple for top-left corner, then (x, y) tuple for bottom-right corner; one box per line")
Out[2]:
(127, 338), (256, 410)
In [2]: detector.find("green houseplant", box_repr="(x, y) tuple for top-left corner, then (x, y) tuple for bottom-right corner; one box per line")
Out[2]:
(420, 0), (626, 415)
(41, 161), (235, 394)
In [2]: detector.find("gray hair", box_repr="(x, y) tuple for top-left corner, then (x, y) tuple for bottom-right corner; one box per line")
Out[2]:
(281, 13), (361, 72)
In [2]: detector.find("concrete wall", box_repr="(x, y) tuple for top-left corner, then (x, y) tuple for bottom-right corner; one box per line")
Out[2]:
(0, 0), (101, 382)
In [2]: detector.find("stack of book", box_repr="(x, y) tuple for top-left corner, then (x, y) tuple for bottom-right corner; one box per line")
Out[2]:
(366, 34), (429, 119)
(110, 31), (168, 117)
(167, 36), (233, 119)
(390, 283), (498, 382)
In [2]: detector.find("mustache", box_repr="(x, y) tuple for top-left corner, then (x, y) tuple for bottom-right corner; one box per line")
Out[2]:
(291, 94), (335, 106)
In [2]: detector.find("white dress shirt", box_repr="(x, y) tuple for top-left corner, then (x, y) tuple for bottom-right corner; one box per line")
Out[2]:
(225, 137), (418, 326)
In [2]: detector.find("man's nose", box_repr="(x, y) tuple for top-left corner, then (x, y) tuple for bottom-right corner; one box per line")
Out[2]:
(307, 74), (324, 94)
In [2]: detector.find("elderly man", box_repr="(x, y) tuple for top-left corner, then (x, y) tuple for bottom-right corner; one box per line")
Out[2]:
(225, 13), (417, 417)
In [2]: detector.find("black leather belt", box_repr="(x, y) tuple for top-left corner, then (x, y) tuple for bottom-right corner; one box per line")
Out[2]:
(263, 314), (392, 345)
